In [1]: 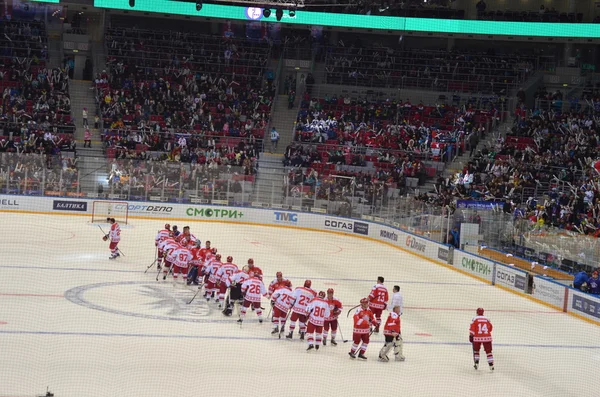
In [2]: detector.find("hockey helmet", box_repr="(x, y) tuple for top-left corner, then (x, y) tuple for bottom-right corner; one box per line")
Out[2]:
(216, 254), (222, 260)
(195, 240), (202, 247)
(327, 288), (334, 295)
(304, 280), (312, 288)
(276, 271), (283, 278)
(172, 225), (178, 231)
(242, 265), (250, 273)
(476, 308), (484, 315)
(227, 256), (233, 263)
(360, 298), (369, 306)
(211, 248), (218, 254)
(318, 291), (326, 298)
(247, 258), (254, 265)
(165, 223), (171, 230)
(248, 271), (255, 278)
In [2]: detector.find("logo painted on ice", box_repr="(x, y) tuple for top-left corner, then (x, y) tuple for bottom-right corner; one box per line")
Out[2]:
(405, 236), (426, 252)
(64, 281), (234, 323)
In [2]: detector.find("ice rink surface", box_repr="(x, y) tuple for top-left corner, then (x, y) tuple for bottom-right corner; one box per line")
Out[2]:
(1, 213), (599, 397)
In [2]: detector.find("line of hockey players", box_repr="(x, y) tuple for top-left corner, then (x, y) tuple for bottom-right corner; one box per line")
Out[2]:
(154, 224), (406, 362)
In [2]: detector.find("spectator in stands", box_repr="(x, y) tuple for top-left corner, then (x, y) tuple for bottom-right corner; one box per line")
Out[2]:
(587, 271), (600, 295)
(82, 108), (88, 127)
(476, 0), (487, 17)
(84, 128), (92, 148)
(270, 128), (280, 153)
(450, 227), (460, 248)
(573, 270), (589, 291)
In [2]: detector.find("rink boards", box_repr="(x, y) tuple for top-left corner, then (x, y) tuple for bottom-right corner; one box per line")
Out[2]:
(1, 194), (598, 325)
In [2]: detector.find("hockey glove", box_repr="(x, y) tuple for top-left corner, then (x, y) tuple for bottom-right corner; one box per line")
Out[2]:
(469, 335), (474, 343)
(103, 235), (108, 241)
(271, 300), (275, 307)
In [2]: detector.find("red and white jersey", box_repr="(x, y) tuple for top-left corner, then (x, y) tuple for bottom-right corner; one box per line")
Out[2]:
(268, 278), (293, 296)
(271, 286), (295, 313)
(306, 298), (330, 327)
(368, 283), (389, 310)
(177, 233), (197, 247)
(163, 240), (181, 262)
(324, 297), (343, 322)
(248, 266), (263, 280)
(158, 237), (176, 252)
(172, 247), (193, 268)
(241, 277), (267, 302)
(155, 229), (171, 246)
(469, 315), (493, 342)
(353, 308), (377, 334)
(290, 287), (316, 315)
(189, 247), (202, 267)
(205, 259), (222, 283)
(217, 262), (239, 284)
(383, 312), (401, 336)
(109, 223), (121, 243)
(198, 247), (213, 262)
(226, 270), (250, 288)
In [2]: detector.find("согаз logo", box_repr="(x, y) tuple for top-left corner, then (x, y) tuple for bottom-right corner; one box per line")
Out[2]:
(324, 219), (353, 231)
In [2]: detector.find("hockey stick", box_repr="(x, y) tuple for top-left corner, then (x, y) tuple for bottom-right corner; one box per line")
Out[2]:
(144, 259), (157, 274)
(97, 225), (125, 257)
(187, 282), (205, 305)
(336, 319), (349, 343)
(163, 264), (173, 280)
(346, 304), (360, 318)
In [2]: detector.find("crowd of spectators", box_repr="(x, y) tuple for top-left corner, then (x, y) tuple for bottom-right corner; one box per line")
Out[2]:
(0, 152), (78, 194)
(97, 27), (273, 145)
(324, 43), (535, 94)
(304, 0), (463, 18)
(0, 18), (75, 157)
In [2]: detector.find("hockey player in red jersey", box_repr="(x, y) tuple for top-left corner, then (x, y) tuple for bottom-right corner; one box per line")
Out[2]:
(216, 256), (238, 306)
(286, 280), (317, 340)
(176, 226), (197, 248)
(154, 224), (171, 269)
(349, 298), (378, 360)
(368, 276), (388, 333)
(306, 291), (330, 351)
(267, 271), (292, 297)
(239, 272), (267, 323)
(470, 308), (494, 371)
(246, 258), (263, 280)
(270, 285), (294, 336)
(102, 218), (121, 260)
(204, 254), (223, 302)
(378, 305), (404, 362)
(171, 245), (193, 284)
(323, 288), (343, 346)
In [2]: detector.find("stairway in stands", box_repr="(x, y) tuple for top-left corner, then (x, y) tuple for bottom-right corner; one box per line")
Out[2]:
(69, 80), (108, 194)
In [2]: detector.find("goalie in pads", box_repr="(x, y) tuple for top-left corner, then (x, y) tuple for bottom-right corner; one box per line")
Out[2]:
(378, 305), (404, 362)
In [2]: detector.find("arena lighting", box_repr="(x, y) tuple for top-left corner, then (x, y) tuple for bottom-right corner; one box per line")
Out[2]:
(93, 0), (600, 38)
(263, 8), (271, 17)
(129, 0), (135, 7)
(289, 9), (295, 17)
(196, 1), (202, 10)
(275, 8), (283, 21)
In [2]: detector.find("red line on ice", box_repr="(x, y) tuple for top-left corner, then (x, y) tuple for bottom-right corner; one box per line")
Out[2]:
(0, 293), (64, 298)
(406, 306), (561, 314)
(0, 321), (7, 325)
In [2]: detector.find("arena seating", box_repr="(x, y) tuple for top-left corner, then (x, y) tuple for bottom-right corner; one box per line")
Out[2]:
(323, 46), (535, 94)
(0, 19), (75, 153)
(304, 0), (464, 18)
(97, 27), (273, 144)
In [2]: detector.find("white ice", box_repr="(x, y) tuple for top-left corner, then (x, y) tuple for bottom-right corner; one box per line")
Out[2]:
(0, 213), (599, 397)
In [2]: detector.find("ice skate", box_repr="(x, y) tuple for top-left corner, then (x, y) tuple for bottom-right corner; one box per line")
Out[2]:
(323, 338), (327, 346)
(285, 332), (293, 340)
(395, 355), (405, 362)
(271, 327), (279, 335)
(348, 352), (356, 359)
(379, 354), (389, 362)
(357, 353), (367, 360)
(259, 318), (263, 324)
(474, 362), (479, 370)
(315, 345), (319, 350)
(307, 345), (314, 351)
(489, 364), (494, 371)
(299, 332), (305, 340)
(330, 338), (337, 346)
